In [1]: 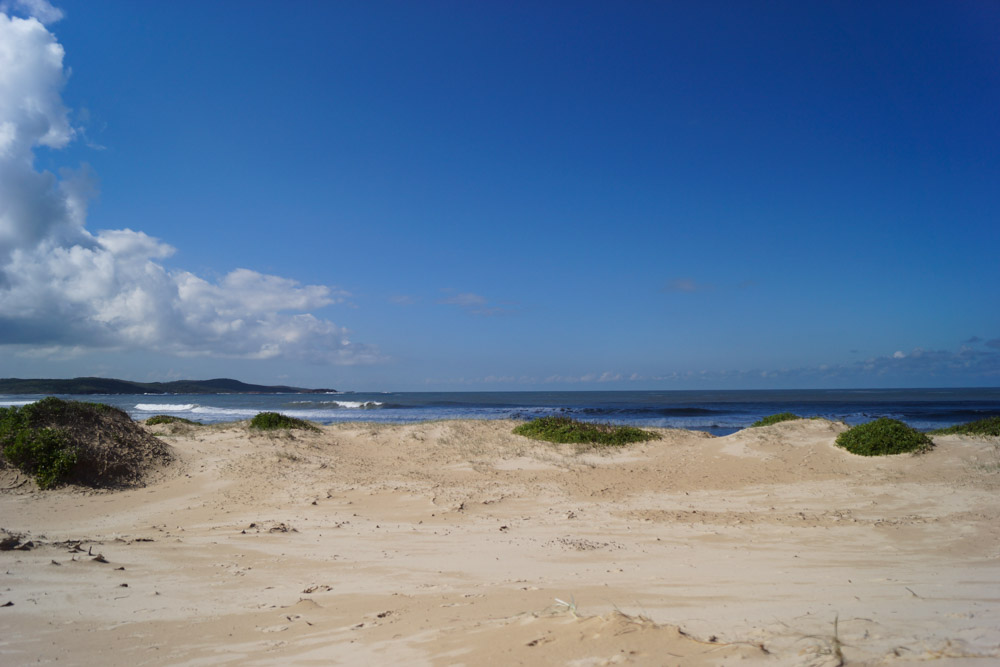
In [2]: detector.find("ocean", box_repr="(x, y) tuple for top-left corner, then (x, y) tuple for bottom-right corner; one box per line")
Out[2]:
(2, 388), (998, 436)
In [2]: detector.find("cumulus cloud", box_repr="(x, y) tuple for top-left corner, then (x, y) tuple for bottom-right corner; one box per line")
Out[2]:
(1, 0), (62, 25)
(0, 12), (376, 364)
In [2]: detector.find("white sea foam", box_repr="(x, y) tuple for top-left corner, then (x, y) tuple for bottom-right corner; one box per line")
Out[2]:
(135, 403), (197, 412)
(331, 401), (383, 409)
(287, 400), (383, 409)
(0, 400), (35, 407)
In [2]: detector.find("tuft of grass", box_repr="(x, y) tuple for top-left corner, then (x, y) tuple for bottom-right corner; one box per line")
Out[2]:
(928, 416), (1000, 437)
(249, 412), (319, 431)
(146, 415), (200, 426)
(513, 416), (659, 447)
(751, 412), (802, 428)
(968, 443), (1000, 473)
(835, 417), (933, 456)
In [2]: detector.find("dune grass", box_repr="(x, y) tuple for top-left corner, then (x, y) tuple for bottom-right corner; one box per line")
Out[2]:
(928, 416), (1000, 437)
(513, 416), (659, 447)
(146, 415), (200, 426)
(835, 417), (933, 456)
(750, 412), (802, 427)
(249, 412), (319, 432)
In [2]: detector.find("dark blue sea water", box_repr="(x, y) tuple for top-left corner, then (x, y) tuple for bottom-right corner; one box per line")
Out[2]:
(2, 388), (998, 436)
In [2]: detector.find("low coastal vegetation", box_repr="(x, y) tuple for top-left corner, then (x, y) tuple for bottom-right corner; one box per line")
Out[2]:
(750, 412), (802, 427)
(513, 416), (659, 447)
(249, 412), (319, 431)
(0, 397), (172, 489)
(146, 415), (200, 426)
(929, 416), (1000, 437)
(835, 417), (933, 456)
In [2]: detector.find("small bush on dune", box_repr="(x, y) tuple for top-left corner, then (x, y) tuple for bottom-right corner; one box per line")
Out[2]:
(249, 412), (318, 431)
(146, 415), (200, 426)
(0, 397), (172, 489)
(1, 425), (78, 489)
(751, 412), (802, 428)
(929, 416), (1000, 437)
(835, 417), (933, 456)
(513, 416), (659, 447)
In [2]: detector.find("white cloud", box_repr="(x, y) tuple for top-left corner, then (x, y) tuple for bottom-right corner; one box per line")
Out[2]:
(4, 0), (63, 25)
(0, 12), (377, 365)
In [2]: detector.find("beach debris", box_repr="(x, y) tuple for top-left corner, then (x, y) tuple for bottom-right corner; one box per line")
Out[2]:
(245, 521), (298, 534)
(0, 473), (29, 490)
(553, 596), (579, 617)
(0, 528), (35, 551)
(302, 584), (332, 594)
(0, 529), (26, 550)
(797, 614), (847, 666)
(1, 601), (13, 607)
(556, 537), (616, 551)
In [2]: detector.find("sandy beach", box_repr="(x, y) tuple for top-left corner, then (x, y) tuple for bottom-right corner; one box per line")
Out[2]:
(1, 418), (998, 665)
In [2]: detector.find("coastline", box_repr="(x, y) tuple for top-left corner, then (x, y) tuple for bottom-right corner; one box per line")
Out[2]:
(1, 418), (999, 665)
(4, 387), (1000, 434)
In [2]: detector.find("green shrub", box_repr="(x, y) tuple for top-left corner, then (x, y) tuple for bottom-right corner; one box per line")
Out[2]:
(3, 427), (78, 489)
(1, 401), (80, 489)
(0, 397), (171, 489)
(751, 412), (802, 427)
(249, 412), (318, 431)
(835, 418), (933, 456)
(929, 416), (1000, 437)
(146, 415), (200, 426)
(513, 416), (659, 447)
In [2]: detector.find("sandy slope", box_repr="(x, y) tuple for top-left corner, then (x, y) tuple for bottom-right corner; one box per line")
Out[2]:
(1, 419), (998, 665)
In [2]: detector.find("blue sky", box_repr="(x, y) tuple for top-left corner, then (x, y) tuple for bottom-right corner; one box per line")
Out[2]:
(1, 0), (998, 390)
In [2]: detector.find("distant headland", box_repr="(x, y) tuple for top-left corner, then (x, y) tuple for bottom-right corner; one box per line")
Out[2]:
(0, 377), (336, 395)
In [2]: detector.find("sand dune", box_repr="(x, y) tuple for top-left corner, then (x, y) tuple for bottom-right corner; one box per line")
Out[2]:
(2, 419), (998, 665)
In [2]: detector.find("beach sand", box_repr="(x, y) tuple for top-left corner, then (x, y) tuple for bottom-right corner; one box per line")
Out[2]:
(1, 419), (998, 665)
